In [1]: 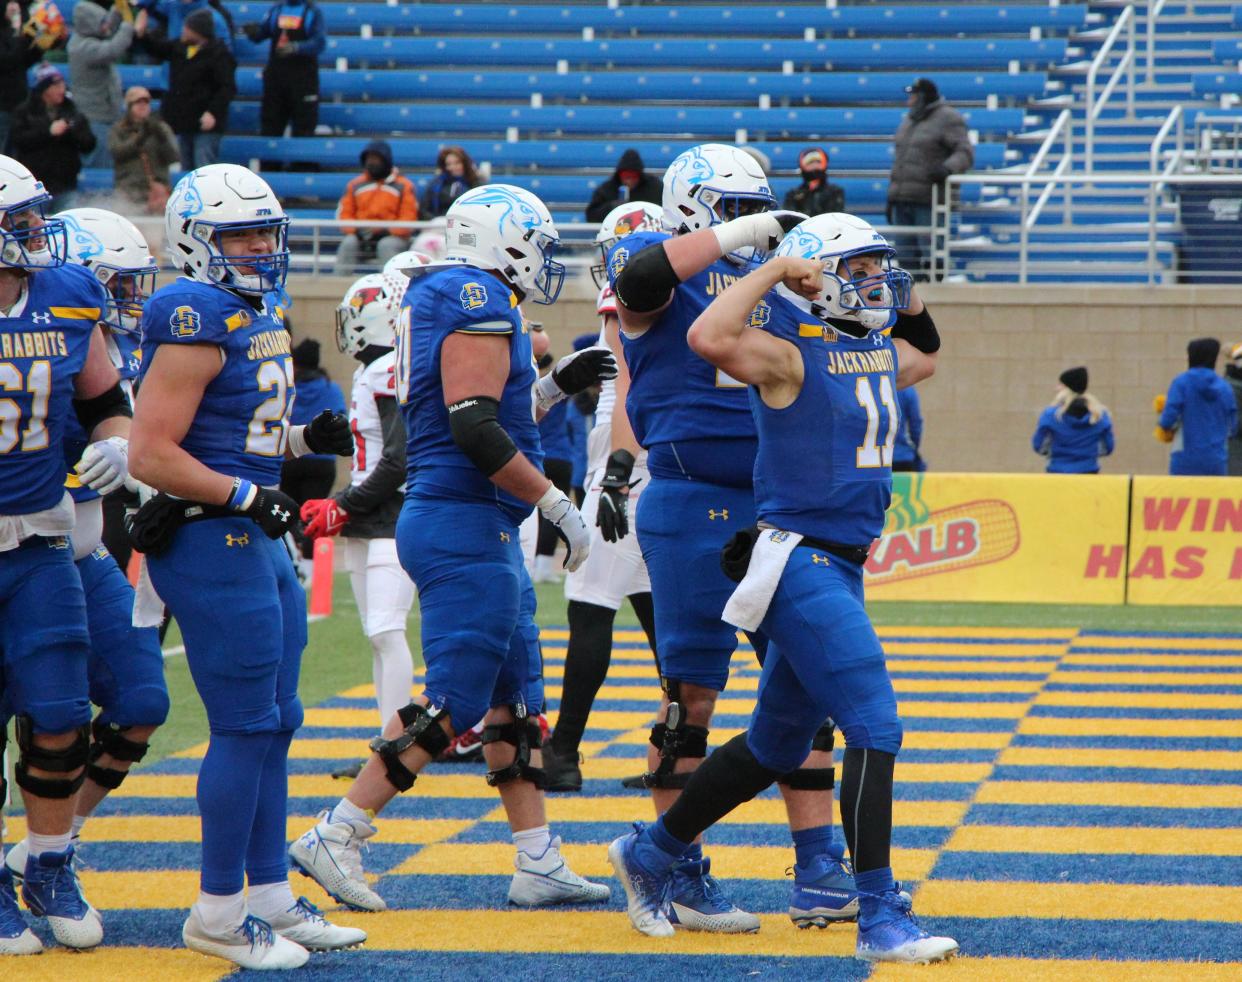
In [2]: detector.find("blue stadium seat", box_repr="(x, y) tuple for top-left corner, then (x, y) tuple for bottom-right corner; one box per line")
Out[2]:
(1211, 39), (1242, 62)
(224, 101), (1027, 139)
(229, 36), (1067, 71)
(218, 135), (1007, 172)
(114, 66), (1047, 105)
(223, 3), (1087, 38)
(1193, 73), (1242, 97)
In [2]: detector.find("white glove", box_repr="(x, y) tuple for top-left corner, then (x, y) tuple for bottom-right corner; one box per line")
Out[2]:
(536, 483), (590, 572)
(75, 436), (132, 495)
(712, 209), (808, 257)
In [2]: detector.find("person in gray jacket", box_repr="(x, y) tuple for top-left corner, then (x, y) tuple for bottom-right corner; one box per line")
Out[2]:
(886, 77), (973, 280)
(67, 0), (135, 169)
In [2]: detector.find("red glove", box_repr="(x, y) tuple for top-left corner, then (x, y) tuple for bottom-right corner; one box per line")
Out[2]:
(300, 498), (349, 539)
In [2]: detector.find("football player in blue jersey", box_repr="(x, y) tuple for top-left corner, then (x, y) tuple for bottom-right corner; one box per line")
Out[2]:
(606, 143), (850, 933)
(290, 184), (615, 914)
(127, 164), (362, 970)
(4, 209), (170, 892)
(0, 157), (134, 955)
(609, 213), (958, 964)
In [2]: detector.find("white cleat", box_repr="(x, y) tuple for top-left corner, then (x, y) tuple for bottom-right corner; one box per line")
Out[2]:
(266, 896), (367, 951)
(182, 906), (310, 970)
(288, 810), (386, 912)
(508, 837), (611, 907)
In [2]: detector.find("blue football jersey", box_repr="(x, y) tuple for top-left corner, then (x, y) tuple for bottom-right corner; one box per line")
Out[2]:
(396, 265), (541, 523)
(752, 293), (896, 545)
(607, 230), (759, 455)
(0, 263), (106, 515)
(140, 279), (294, 486)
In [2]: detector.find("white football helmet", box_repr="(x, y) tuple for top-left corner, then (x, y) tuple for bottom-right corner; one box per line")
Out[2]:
(165, 163), (289, 295)
(335, 272), (406, 356)
(773, 213), (912, 334)
(591, 201), (664, 288)
(0, 154), (66, 269)
(54, 207), (157, 337)
(662, 143), (776, 261)
(443, 184), (564, 304)
(382, 249), (433, 277)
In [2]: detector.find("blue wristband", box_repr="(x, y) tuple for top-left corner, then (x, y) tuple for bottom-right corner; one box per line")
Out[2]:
(228, 477), (256, 512)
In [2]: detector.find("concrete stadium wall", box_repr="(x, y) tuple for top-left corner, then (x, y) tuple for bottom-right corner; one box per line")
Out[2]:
(283, 277), (1242, 477)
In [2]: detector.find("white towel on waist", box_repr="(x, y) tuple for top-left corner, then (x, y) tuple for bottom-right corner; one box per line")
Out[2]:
(721, 527), (802, 632)
(132, 555), (165, 628)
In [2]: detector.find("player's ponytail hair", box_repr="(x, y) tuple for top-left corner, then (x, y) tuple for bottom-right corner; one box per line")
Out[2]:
(1052, 385), (1107, 424)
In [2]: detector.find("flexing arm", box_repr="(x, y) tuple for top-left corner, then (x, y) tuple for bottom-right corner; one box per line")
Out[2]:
(687, 256), (817, 401)
(129, 343), (233, 503)
(891, 285), (939, 389)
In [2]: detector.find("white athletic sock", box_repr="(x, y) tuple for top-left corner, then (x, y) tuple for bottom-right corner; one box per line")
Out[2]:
(370, 629), (415, 724)
(247, 880), (297, 921)
(27, 830), (72, 858)
(195, 890), (247, 935)
(70, 814), (88, 840)
(330, 797), (371, 827)
(512, 824), (552, 859)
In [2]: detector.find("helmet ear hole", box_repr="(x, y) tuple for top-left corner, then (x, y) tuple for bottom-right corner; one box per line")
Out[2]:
(505, 247), (525, 260)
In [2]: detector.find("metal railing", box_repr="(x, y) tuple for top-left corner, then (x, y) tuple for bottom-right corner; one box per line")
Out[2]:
(1146, 0), (1172, 85)
(1192, 114), (1242, 173)
(1085, 3), (1136, 172)
(1020, 109), (1075, 283)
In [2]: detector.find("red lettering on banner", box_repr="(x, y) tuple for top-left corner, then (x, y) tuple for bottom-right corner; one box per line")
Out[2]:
(1084, 544), (1124, 579)
(866, 519), (979, 576)
(1213, 499), (1242, 532)
(1231, 548), (1242, 580)
(1130, 546), (1166, 579)
(1143, 497), (1189, 530)
(1191, 498), (1212, 532)
(1171, 546), (1205, 579)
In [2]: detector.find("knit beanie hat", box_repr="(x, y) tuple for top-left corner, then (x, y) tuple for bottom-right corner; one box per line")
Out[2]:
(1058, 366), (1088, 395)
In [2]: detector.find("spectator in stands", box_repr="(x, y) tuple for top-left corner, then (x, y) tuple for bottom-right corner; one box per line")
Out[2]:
(136, 6), (236, 168)
(243, 0), (324, 165)
(151, 0), (234, 51)
(585, 147), (661, 223)
(893, 385), (925, 472)
(1155, 338), (1238, 476)
(67, 0), (136, 170)
(419, 145), (480, 220)
(281, 338), (346, 559)
(109, 84), (179, 212)
(783, 146), (845, 217)
(1, 3), (47, 153)
(1033, 366), (1114, 474)
(887, 77), (973, 280)
(9, 64), (95, 211)
(1225, 343), (1242, 475)
(334, 139), (419, 275)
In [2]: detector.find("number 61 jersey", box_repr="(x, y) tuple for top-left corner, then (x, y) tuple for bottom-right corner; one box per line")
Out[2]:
(140, 278), (294, 485)
(0, 262), (108, 515)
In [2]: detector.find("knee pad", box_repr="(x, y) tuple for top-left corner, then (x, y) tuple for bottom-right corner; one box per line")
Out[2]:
(279, 696), (304, 734)
(778, 722), (837, 791)
(368, 701), (451, 792)
(14, 715), (90, 800)
(482, 708), (546, 789)
(101, 683), (171, 731)
(623, 680), (709, 790)
(86, 716), (154, 791)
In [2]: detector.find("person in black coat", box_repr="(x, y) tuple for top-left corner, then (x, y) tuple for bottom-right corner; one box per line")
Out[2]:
(9, 64), (95, 210)
(135, 6), (236, 169)
(1, 2), (48, 153)
(782, 147), (846, 217)
(585, 147), (662, 223)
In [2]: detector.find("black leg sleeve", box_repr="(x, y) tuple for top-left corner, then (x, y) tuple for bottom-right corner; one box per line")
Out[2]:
(551, 600), (616, 757)
(839, 747), (897, 874)
(628, 590), (660, 676)
(662, 733), (781, 845)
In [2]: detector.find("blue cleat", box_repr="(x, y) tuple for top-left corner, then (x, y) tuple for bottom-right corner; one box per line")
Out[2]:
(668, 857), (759, 933)
(788, 840), (860, 927)
(606, 823), (675, 938)
(21, 847), (102, 950)
(855, 886), (958, 964)
(0, 865), (41, 955)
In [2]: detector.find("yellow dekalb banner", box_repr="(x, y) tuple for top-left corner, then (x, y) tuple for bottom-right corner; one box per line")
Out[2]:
(1127, 476), (1242, 606)
(863, 473), (1129, 604)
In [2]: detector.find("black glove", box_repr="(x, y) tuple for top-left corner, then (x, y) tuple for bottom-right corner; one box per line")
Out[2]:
(720, 526), (761, 583)
(242, 21), (262, 41)
(125, 494), (185, 556)
(241, 486), (300, 539)
(930, 165), (952, 183)
(596, 449), (636, 544)
(305, 409), (354, 456)
(551, 347), (618, 396)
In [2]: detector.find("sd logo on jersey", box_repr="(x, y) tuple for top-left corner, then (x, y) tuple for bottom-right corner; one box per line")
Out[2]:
(610, 247), (630, 279)
(459, 282), (488, 311)
(170, 305), (201, 338)
(748, 299), (771, 329)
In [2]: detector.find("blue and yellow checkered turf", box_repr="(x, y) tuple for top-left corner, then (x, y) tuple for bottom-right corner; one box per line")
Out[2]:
(7, 626), (1242, 980)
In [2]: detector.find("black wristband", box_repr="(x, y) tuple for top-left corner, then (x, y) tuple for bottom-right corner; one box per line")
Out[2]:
(74, 382), (132, 432)
(891, 308), (940, 354)
(601, 448), (635, 488)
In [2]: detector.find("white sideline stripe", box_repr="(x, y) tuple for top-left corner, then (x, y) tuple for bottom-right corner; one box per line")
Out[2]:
(162, 613), (328, 659)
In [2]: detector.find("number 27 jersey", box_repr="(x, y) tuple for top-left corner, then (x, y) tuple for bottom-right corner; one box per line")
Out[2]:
(140, 278), (294, 487)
